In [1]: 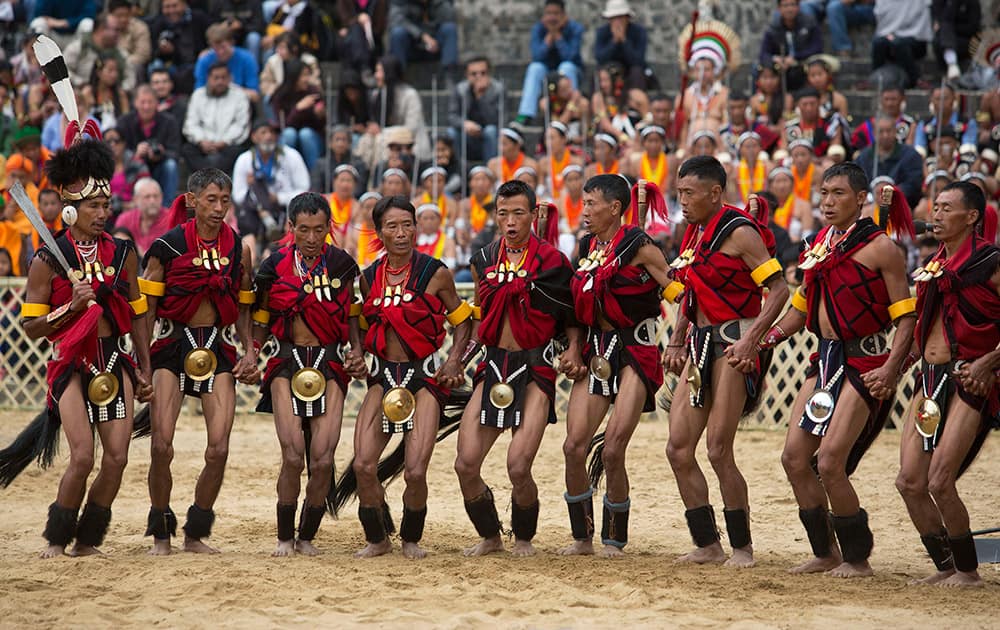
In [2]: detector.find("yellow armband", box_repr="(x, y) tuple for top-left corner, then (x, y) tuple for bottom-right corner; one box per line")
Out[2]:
(791, 287), (808, 313)
(129, 295), (149, 316)
(238, 289), (255, 305)
(888, 297), (917, 321)
(138, 278), (166, 296)
(21, 302), (51, 318)
(660, 281), (685, 304)
(252, 309), (271, 325)
(445, 300), (473, 326)
(751, 258), (782, 287)
(471, 305), (482, 320)
(349, 303), (362, 317)
(359, 315), (369, 330)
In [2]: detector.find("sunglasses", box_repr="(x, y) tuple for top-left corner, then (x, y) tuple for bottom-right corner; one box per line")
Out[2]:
(388, 143), (413, 151)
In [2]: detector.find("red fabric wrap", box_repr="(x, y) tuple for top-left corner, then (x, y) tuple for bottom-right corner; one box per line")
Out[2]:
(154, 220), (242, 326)
(677, 207), (766, 324)
(362, 253), (446, 360)
(165, 194), (189, 229)
(570, 226), (661, 328)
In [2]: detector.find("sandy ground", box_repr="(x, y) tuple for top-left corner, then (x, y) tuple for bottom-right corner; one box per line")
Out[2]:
(0, 409), (998, 629)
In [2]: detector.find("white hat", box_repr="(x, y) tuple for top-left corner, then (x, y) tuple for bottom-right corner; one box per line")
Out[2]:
(416, 203), (441, 217)
(420, 166), (447, 181)
(602, 0), (634, 19)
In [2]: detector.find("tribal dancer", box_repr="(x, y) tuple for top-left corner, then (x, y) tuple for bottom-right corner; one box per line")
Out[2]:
(253, 192), (368, 556)
(140, 168), (258, 555)
(896, 181), (1000, 587)
(663, 156), (788, 568)
(0, 133), (153, 557)
(762, 163), (916, 577)
(559, 175), (674, 558)
(454, 182), (576, 557)
(345, 195), (472, 559)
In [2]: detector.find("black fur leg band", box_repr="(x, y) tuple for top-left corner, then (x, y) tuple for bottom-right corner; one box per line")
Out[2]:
(798, 506), (834, 558)
(685, 505), (720, 548)
(359, 505), (387, 543)
(276, 503), (296, 542)
(43, 503), (77, 547)
(183, 504), (215, 540)
(949, 531), (978, 573)
(75, 503), (112, 548)
(511, 499), (539, 542)
(565, 489), (595, 541)
(464, 487), (502, 539)
(832, 508), (873, 564)
(382, 502), (396, 536)
(297, 504), (325, 541)
(400, 505), (427, 543)
(920, 530), (954, 572)
(723, 508), (752, 550)
(145, 507), (177, 540)
(601, 496), (630, 548)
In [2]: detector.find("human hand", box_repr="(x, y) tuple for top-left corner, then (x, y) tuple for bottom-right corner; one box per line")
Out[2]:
(861, 364), (897, 400)
(955, 359), (996, 398)
(662, 344), (688, 376)
(70, 281), (97, 312)
(433, 358), (465, 389)
(725, 338), (758, 374)
(559, 346), (588, 381)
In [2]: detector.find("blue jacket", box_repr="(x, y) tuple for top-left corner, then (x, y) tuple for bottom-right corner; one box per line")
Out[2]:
(856, 142), (925, 208)
(32, 0), (98, 32)
(530, 20), (584, 69)
(194, 47), (260, 92)
(594, 21), (647, 68)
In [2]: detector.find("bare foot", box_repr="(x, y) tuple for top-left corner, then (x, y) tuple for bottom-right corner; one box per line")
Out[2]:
(677, 542), (726, 564)
(148, 539), (172, 556)
(272, 539), (294, 557)
(40, 544), (65, 559)
(510, 540), (536, 557)
(401, 541), (427, 559)
(909, 569), (955, 585)
(68, 545), (101, 557)
(295, 540), (320, 556)
(183, 537), (220, 554)
(600, 544), (626, 558)
(826, 561), (873, 578)
(557, 540), (594, 556)
(354, 540), (392, 558)
(938, 571), (984, 587)
(789, 553), (843, 574)
(463, 537), (504, 557)
(725, 545), (755, 568)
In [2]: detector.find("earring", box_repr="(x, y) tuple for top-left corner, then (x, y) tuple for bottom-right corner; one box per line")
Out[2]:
(61, 205), (77, 226)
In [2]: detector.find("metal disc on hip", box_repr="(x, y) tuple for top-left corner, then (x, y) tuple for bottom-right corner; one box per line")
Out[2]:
(590, 356), (612, 381)
(686, 363), (702, 391)
(489, 382), (515, 409)
(184, 347), (218, 381)
(806, 389), (835, 423)
(382, 387), (416, 424)
(87, 372), (119, 406)
(291, 367), (325, 402)
(915, 398), (942, 438)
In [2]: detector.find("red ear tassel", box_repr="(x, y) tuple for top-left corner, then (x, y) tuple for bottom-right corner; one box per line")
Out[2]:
(629, 180), (668, 227)
(82, 119), (102, 141)
(534, 202), (560, 245)
(981, 205), (998, 243)
(877, 184), (915, 240)
(367, 234), (385, 255)
(166, 194), (189, 229)
(62, 121), (80, 149)
(746, 194), (770, 228)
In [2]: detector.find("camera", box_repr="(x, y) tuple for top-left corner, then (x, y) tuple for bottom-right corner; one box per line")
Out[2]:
(148, 140), (165, 161)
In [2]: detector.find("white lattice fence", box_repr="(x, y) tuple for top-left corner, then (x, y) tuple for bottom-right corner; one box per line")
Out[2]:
(0, 277), (915, 429)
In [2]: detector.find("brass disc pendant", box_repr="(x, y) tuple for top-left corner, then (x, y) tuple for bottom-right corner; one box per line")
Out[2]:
(184, 347), (218, 381)
(382, 387), (416, 424)
(291, 367), (325, 402)
(915, 398), (942, 438)
(806, 389), (835, 423)
(590, 356), (612, 381)
(192, 257), (202, 267)
(489, 382), (515, 409)
(73, 269), (86, 280)
(87, 372), (120, 406)
(220, 256), (230, 266)
(686, 362), (702, 392)
(331, 277), (342, 289)
(104, 266), (115, 276)
(303, 283), (314, 293)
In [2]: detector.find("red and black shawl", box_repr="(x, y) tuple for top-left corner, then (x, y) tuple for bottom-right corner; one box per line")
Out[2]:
(361, 252), (446, 360)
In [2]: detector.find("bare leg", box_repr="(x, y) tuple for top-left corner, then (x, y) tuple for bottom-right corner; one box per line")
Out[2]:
(454, 382), (504, 556)
(352, 386), (392, 558)
(148, 368), (183, 556)
(295, 382), (345, 556)
(44, 377), (94, 559)
(270, 378), (305, 557)
(399, 391), (440, 559)
(558, 379), (610, 556)
(598, 367), (645, 558)
(506, 385), (550, 558)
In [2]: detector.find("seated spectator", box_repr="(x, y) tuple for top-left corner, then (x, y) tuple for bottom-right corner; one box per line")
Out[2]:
(487, 127), (537, 183)
(147, 0), (212, 94)
(104, 127), (149, 218)
(782, 86), (847, 156)
(536, 121), (582, 199)
(271, 58), (326, 170)
(0, 216), (32, 275)
(112, 177), (171, 256)
(677, 57), (730, 148)
(642, 92), (678, 150)
(725, 131), (772, 205)
(759, 0), (823, 93)
(824, 0), (874, 58)
(361, 55), (430, 162)
(625, 125), (670, 191)
(801, 55), (848, 119)
(369, 125), (415, 189)
(379, 165), (410, 197)
(232, 118), (309, 253)
(914, 169), (953, 219)
(29, 0), (97, 45)
(412, 165), (457, 227)
(540, 72), (589, 146)
(933, 0), (981, 80)
(117, 84), (181, 201)
(3, 153), (39, 235)
(514, 0), (584, 127)
(150, 67), (188, 126)
(594, 0), (654, 91)
(388, 0), (458, 75)
(720, 92), (780, 155)
(584, 132), (620, 177)
(856, 115), (924, 208)
(787, 138), (822, 205)
(312, 124), (369, 195)
(32, 188), (64, 249)
(195, 24), (260, 103)
(751, 62), (788, 132)
(343, 190), (382, 267)
(181, 62), (251, 172)
(447, 54), (501, 162)
(458, 165), (494, 236)
(259, 31), (320, 100)
(766, 166), (815, 241)
(851, 85), (916, 153)
(333, 0), (387, 80)
(79, 53), (131, 131)
(11, 35), (54, 129)
(209, 0), (265, 63)
(262, 0), (325, 58)
(591, 62), (643, 145)
(11, 126), (50, 191)
(429, 135), (461, 197)
(915, 83), (978, 156)
(326, 163), (360, 246)
(413, 202), (456, 268)
(872, 0), (932, 89)
(64, 12), (135, 92)
(107, 0), (152, 83)
(333, 66), (369, 133)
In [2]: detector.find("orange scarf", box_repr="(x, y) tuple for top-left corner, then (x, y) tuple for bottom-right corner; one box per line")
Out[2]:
(421, 192), (448, 223)
(737, 159), (765, 203)
(356, 224), (378, 267)
(640, 152), (666, 187)
(793, 163), (814, 203)
(564, 194), (583, 231)
(502, 153), (525, 182)
(596, 159), (619, 175)
(416, 230), (446, 259)
(549, 150), (570, 197)
(329, 194), (352, 245)
(470, 194), (492, 232)
(772, 194), (795, 229)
